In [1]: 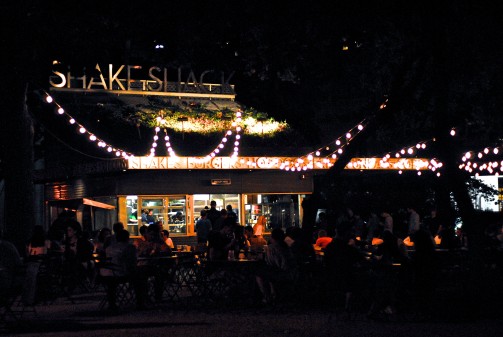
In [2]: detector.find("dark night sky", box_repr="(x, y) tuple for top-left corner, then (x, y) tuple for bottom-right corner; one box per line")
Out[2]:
(6, 1), (503, 164)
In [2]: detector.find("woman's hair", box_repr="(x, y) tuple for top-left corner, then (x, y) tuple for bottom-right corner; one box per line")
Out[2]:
(30, 225), (47, 247)
(98, 227), (112, 243)
(271, 228), (287, 247)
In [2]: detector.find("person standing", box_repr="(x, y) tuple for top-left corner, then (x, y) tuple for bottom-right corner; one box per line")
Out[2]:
(195, 210), (212, 245)
(380, 211), (394, 234)
(206, 200), (221, 228)
(226, 204), (238, 223)
(212, 208), (227, 232)
(407, 206), (421, 236)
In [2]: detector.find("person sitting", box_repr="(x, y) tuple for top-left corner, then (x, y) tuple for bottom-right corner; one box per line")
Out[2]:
(0, 235), (24, 306)
(324, 227), (365, 314)
(133, 225), (148, 248)
(104, 222), (125, 250)
(63, 220), (95, 290)
(208, 218), (237, 261)
(27, 225), (51, 257)
(137, 222), (171, 258)
(255, 228), (298, 304)
(162, 229), (175, 249)
(94, 227), (111, 258)
(315, 229), (333, 249)
(99, 229), (145, 310)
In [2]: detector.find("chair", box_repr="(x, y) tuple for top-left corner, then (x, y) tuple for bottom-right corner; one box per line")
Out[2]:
(97, 263), (136, 310)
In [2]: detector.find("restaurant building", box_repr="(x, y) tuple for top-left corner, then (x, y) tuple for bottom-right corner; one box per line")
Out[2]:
(33, 62), (434, 239)
(35, 62), (320, 238)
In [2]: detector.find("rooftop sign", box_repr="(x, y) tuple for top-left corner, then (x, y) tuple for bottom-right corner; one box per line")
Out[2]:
(49, 63), (236, 99)
(127, 156), (431, 171)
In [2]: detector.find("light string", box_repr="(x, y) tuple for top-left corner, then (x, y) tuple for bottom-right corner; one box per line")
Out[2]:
(280, 99), (390, 172)
(459, 146), (503, 176)
(42, 89), (243, 160)
(39, 91), (503, 177)
(42, 91), (134, 159)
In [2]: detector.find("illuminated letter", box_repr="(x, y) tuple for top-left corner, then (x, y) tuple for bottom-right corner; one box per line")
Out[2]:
(49, 69), (66, 88)
(148, 66), (163, 92)
(87, 64), (108, 89)
(109, 64), (126, 90)
(199, 70), (213, 92)
(127, 65), (142, 90)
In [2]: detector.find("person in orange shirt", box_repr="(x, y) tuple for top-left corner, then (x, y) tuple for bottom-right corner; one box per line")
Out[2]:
(315, 229), (333, 249)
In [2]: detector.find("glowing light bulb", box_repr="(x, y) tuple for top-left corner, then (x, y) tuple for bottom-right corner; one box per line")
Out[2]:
(79, 127), (86, 133)
(57, 107), (64, 114)
(346, 132), (351, 139)
(357, 124), (363, 130)
(46, 96), (53, 103)
(69, 118), (75, 124)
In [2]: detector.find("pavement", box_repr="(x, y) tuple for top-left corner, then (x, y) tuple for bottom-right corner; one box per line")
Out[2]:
(2, 287), (503, 337)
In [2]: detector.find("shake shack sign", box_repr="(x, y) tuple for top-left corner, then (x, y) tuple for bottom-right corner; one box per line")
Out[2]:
(49, 62), (236, 99)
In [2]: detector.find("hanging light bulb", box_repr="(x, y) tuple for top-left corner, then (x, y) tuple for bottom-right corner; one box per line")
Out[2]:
(357, 124), (363, 130)
(45, 95), (53, 103)
(57, 107), (65, 115)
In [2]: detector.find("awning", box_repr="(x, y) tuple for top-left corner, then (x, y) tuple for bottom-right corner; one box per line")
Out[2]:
(48, 198), (116, 210)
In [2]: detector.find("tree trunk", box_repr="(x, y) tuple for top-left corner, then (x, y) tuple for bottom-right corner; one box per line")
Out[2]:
(1, 80), (35, 255)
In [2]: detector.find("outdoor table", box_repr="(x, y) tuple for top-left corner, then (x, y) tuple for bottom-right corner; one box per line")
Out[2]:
(136, 255), (179, 303)
(203, 258), (261, 303)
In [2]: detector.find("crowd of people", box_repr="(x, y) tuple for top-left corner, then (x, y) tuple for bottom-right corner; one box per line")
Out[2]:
(2, 203), (503, 317)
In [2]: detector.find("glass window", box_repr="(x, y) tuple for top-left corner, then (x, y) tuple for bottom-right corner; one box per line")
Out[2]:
(244, 194), (303, 232)
(126, 195), (139, 235)
(193, 194), (240, 223)
(167, 197), (186, 234)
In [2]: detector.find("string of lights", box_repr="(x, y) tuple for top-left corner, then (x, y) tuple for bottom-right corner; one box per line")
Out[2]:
(40, 88), (243, 160)
(37, 90), (503, 177)
(42, 91), (134, 159)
